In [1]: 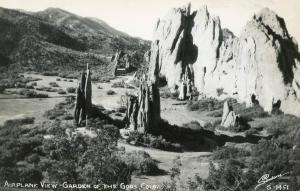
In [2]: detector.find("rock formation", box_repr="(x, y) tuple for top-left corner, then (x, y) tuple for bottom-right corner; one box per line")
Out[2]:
(124, 80), (160, 134)
(110, 50), (137, 77)
(221, 101), (238, 128)
(149, 4), (300, 116)
(124, 44), (161, 133)
(74, 64), (92, 126)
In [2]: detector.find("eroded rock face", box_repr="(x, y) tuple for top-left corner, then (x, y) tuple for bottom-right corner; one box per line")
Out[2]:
(221, 101), (237, 128)
(125, 81), (160, 134)
(74, 64), (92, 125)
(236, 8), (300, 115)
(149, 4), (300, 116)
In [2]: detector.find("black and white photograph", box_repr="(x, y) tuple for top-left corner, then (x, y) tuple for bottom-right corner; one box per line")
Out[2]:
(0, 0), (299, 190)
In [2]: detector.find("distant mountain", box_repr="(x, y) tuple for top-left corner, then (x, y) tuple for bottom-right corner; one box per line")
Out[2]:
(33, 8), (149, 55)
(0, 7), (150, 74)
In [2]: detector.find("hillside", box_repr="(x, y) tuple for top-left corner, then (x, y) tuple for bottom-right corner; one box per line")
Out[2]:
(0, 7), (150, 75)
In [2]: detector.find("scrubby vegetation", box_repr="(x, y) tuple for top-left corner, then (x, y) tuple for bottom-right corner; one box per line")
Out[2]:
(66, 87), (76, 93)
(0, 97), (159, 188)
(161, 113), (300, 191)
(11, 89), (48, 98)
(107, 89), (116, 95)
(186, 98), (231, 112)
(49, 82), (59, 87)
(111, 80), (134, 89)
(35, 86), (57, 92)
(118, 149), (160, 175)
(43, 97), (74, 120)
(126, 131), (183, 152)
(57, 89), (67, 95)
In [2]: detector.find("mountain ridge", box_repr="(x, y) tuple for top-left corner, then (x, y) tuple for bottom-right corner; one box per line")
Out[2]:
(0, 6), (150, 75)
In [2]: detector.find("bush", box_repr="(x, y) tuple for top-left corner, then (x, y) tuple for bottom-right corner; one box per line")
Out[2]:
(3, 117), (35, 128)
(187, 98), (225, 112)
(49, 82), (59, 87)
(245, 128), (259, 136)
(160, 88), (179, 99)
(112, 81), (125, 88)
(116, 106), (126, 113)
(56, 78), (61, 81)
(236, 104), (270, 118)
(207, 110), (222, 117)
(57, 89), (67, 95)
(212, 147), (250, 160)
(69, 79), (73, 82)
(35, 86), (57, 92)
(42, 72), (58, 76)
(119, 150), (159, 175)
(25, 85), (34, 89)
(182, 121), (203, 131)
(43, 98), (74, 120)
(18, 89), (48, 98)
(126, 131), (183, 152)
(30, 82), (37, 86)
(106, 90), (116, 95)
(66, 87), (76, 93)
(0, 85), (5, 93)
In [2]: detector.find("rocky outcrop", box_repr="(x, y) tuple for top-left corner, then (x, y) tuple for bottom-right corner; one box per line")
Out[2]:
(221, 101), (238, 128)
(149, 4), (300, 116)
(124, 80), (160, 134)
(124, 47), (161, 133)
(74, 64), (92, 126)
(236, 8), (300, 115)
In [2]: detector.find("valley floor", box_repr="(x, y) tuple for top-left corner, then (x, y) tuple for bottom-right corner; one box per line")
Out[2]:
(0, 73), (274, 186)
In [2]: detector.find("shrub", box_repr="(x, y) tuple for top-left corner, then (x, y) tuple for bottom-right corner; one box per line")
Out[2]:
(3, 117), (35, 128)
(30, 82), (37, 86)
(207, 110), (222, 117)
(236, 104), (270, 118)
(216, 88), (224, 97)
(18, 89), (48, 98)
(43, 98), (74, 120)
(106, 90), (116, 95)
(56, 78), (61, 81)
(182, 121), (203, 131)
(0, 85), (5, 93)
(245, 128), (259, 136)
(25, 85), (34, 89)
(119, 150), (159, 175)
(69, 79), (73, 82)
(126, 131), (183, 152)
(42, 72), (58, 76)
(49, 82), (59, 87)
(35, 86), (57, 92)
(66, 87), (76, 93)
(112, 81), (125, 88)
(57, 89), (67, 95)
(187, 98), (225, 112)
(116, 106), (126, 113)
(160, 88), (179, 99)
(212, 147), (250, 160)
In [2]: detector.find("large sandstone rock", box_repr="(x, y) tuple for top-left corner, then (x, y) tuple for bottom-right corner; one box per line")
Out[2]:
(149, 4), (300, 116)
(236, 8), (300, 115)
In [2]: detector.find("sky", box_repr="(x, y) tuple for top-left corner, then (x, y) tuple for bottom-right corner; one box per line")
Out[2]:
(0, 0), (299, 42)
